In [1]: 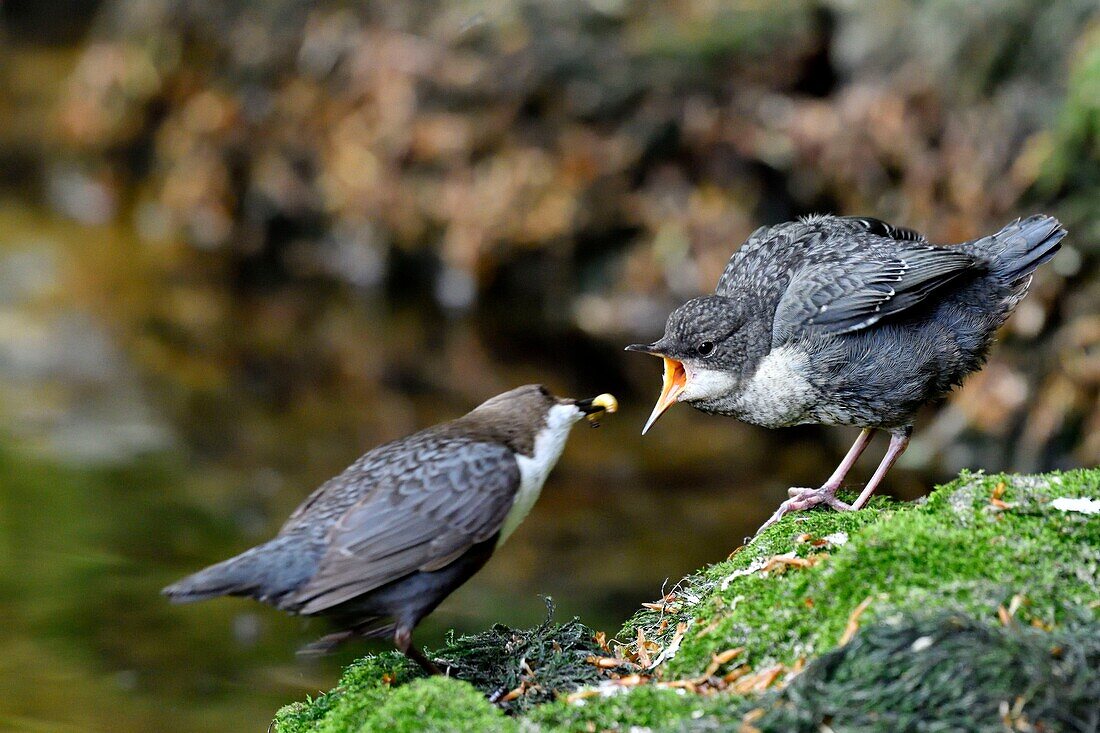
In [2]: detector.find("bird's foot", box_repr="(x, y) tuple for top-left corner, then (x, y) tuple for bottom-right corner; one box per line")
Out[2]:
(754, 486), (852, 536)
(785, 485), (853, 511)
(405, 646), (443, 676)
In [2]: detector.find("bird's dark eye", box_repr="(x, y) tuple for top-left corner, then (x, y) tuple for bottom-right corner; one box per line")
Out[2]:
(697, 341), (715, 357)
(537, 385), (551, 397)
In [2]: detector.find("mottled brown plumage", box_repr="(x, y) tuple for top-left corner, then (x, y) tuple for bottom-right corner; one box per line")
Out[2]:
(163, 385), (615, 672)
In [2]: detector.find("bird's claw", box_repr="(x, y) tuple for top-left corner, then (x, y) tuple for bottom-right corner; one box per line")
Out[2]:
(785, 486), (852, 511)
(754, 487), (852, 536)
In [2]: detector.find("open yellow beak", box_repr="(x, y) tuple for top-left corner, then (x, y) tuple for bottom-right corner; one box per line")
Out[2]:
(642, 357), (686, 434)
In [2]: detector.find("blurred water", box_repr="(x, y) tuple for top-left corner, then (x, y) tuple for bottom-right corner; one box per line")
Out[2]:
(0, 199), (943, 732)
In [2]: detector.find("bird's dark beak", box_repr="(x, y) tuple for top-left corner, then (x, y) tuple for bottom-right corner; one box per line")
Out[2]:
(624, 342), (660, 354)
(574, 393), (619, 417)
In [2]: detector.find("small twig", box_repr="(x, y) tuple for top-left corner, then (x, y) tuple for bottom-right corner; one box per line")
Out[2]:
(635, 627), (652, 668)
(839, 596), (874, 645)
(701, 647), (744, 679)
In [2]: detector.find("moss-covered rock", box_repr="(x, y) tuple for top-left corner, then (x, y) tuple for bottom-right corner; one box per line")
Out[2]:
(272, 613), (616, 732)
(273, 654), (414, 733)
(273, 470), (1100, 732)
(750, 612), (1100, 732)
(276, 674), (515, 733)
(624, 469), (1100, 679)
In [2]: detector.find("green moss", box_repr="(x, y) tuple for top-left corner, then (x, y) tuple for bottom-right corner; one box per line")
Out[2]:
(528, 685), (735, 732)
(515, 614), (1100, 733)
(274, 470), (1100, 732)
(273, 654), (417, 733)
(752, 613), (1100, 732)
(354, 678), (515, 733)
(272, 612), (614, 731)
(627, 470), (1100, 679)
(275, 666), (514, 733)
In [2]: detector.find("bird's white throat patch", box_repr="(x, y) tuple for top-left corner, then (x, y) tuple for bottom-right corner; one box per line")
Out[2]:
(497, 403), (581, 546)
(680, 365), (740, 403)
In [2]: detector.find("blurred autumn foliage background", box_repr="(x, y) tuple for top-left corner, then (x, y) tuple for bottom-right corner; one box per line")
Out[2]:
(30, 0), (1100, 466)
(0, 1), (1097, 731)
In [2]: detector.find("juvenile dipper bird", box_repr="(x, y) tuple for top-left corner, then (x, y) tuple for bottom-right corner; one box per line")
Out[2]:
(163, 385), (617, 673)
(627, 214), (1065, 533)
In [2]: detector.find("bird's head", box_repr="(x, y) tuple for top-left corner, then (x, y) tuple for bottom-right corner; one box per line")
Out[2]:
(625, 295), (745, 433)
(467, 385), (618, 452)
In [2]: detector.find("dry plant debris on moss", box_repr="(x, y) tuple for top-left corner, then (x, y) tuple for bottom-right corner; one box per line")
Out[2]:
(429, 599), (629, 713)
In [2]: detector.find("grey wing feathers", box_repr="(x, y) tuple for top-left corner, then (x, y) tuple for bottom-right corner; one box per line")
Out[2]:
(773, 236), (978, 340)
(715, 225), (772, 295)
(290, 440), (519, 614)
(715, 217), (926, 298)
(838, 216), (927, 243)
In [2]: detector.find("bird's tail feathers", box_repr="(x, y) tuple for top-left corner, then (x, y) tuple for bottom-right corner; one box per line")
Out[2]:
(162, 536), (294, 604)
(968, 214), (1066, 286)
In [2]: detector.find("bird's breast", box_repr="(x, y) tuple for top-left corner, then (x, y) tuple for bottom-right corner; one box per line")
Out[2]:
(726, 345), (817, 428)
(496, 406), (578, 546)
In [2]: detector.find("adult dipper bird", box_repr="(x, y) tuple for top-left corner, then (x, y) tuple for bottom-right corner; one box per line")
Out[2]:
(163, 385), (618, 673)
(627, 214), (1065, 533)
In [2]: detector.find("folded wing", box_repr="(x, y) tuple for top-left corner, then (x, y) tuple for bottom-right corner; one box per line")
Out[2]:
(289, 438), (519, 614)
(772, 226), (978, 342)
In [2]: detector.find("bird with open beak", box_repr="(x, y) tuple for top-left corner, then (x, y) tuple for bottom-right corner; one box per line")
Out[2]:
(628, 214), (1065, 535)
